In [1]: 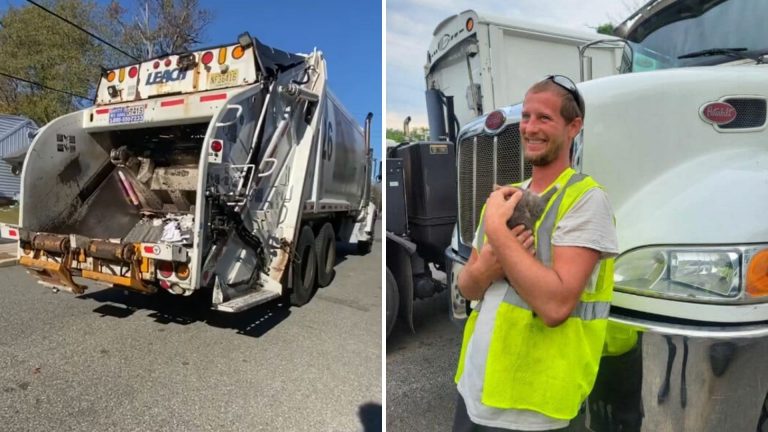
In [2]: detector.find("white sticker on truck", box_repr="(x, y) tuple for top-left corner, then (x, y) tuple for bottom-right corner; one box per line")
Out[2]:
(109, 105), (145, 124)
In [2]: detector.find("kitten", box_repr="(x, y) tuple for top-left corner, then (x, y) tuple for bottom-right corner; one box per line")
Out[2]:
(493, 184), (558, 232)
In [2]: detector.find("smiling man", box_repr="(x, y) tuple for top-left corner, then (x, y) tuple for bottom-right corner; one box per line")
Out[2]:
(453, 76), (619, 431)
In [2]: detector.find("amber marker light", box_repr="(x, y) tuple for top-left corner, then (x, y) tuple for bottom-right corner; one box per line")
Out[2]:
(232, 45), (245, 60)
(747, 249), (768, 297)
(176, 263), (190, 280)
(106, 71), (116, 82)
(466, 17), (474, 32)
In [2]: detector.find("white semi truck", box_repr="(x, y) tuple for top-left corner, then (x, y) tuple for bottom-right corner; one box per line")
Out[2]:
(439, 1), (768, 430)
(1, 33), (376, 312)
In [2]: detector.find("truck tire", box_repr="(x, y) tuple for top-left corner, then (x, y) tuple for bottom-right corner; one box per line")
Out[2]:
(386, 267), (398, 337)
(290, 226), (317, 306)
(315, 222), (336, 288)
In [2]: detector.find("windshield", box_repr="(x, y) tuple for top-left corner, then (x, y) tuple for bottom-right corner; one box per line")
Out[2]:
(622, 0), (768, 72)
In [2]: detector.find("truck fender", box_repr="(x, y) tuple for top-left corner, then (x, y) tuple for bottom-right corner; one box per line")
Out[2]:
(386, 235), (415, 333)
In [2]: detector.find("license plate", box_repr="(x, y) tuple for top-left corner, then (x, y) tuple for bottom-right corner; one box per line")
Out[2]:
(209, 69), (239, 88)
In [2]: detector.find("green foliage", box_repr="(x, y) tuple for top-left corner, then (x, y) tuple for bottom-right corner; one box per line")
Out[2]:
(0, 0), (212, 125)
(596, 23), (615, 36)
(386, 128), (405, 143)
(0, 0), (113, 123)
(386, 126), (430, 143)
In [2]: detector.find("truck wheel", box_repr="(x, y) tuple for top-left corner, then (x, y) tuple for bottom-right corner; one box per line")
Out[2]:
(290, 226), (317, 306)
(386, 267), (398, 337)
(315, 222), (336, 288)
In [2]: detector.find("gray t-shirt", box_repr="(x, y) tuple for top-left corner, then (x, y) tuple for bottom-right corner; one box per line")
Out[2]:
(458, 186), (619, 431)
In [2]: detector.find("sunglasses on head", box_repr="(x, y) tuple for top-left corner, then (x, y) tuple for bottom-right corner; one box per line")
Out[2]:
(545, 74), (585, 118)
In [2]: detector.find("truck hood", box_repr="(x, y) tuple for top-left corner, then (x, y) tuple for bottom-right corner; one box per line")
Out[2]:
(578, 65), (768, 251)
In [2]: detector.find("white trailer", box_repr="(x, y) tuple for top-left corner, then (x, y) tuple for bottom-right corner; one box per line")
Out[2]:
(444, 0), (768, 429)
(424, 9), (623, 137)
(2, 33), (376, 312)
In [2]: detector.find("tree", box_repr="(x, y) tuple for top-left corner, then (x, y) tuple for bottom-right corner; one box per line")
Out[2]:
(0, 0), (115, 124)
(386, 128), (405, 143)
(106, 0), (213, 60)
(0, 0), (213, 125)
(596, 23), (615, 36)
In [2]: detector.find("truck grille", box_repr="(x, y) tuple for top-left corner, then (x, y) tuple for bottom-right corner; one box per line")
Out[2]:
(720, 98), (767, 129)
(457, 124), (532, 245)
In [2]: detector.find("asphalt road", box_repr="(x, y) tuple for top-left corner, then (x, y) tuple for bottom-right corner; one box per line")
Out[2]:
(0, 225), (382, 432)
(386, 290), (464, 431)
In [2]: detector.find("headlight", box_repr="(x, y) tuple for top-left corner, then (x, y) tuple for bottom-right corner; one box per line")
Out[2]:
(614, 245), (768, 304)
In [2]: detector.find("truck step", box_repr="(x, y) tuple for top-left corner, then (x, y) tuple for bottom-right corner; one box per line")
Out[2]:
(212, 288), (281, 313)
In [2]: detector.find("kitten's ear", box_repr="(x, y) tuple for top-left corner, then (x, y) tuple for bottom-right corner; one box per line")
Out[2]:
(539, 187), (558, 203)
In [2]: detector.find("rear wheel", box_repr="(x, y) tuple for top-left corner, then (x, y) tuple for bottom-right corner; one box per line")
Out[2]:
(315, 222), (336, 288)
(290, 226), (317, 306)
(386, 267), (399, 337)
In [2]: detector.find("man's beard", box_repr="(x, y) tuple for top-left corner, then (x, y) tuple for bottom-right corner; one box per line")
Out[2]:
(524, 136), (563, 166)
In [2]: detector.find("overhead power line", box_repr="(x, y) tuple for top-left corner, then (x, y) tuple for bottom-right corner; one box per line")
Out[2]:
(0, 71), (91, 100)
(25, 0), (140, 62)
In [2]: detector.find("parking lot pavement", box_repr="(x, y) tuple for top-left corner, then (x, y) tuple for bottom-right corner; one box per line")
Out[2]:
(386, 290), (463, 431)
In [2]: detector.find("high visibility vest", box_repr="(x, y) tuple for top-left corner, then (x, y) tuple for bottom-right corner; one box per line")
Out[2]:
(455, 167), (615, 420)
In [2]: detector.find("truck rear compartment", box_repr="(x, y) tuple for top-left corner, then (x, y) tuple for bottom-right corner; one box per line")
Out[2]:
(48, 123), (207, 244)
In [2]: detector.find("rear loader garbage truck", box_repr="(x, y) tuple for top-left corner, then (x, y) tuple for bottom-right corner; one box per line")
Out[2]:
(1, 33), (377, 312)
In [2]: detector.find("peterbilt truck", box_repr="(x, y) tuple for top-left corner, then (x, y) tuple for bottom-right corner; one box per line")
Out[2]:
(440, 1), (768, 430)
(1, 33), (376, 313)
(385, 9), (625, 337)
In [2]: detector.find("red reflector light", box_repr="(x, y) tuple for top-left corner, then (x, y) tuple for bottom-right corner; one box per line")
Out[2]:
(8, 229), (17, 238)
(201, 51), (214, 65)
(485, 110), (506, 130)
(153, 61), (160, 70)
(159, 280), (171, 289)
(143, 246), (155, 254)
(158, 261), (174, 278)
(95, 108), (110, 115)
(128, 66), (138, 79)
(164, 58), (172, 67)
(200, 93), (227, 103)
(160, 98), (184, 107)
(210, 140), (223, 152)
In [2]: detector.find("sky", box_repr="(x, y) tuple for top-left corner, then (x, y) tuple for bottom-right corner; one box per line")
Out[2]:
(386, 0), (641, 129)
(0, 0), (383, 162)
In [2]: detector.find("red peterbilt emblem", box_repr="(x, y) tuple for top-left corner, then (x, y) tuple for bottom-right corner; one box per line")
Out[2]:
(701, 102), (737, 125)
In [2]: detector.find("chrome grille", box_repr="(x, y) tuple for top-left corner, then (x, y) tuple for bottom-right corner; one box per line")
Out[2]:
(457, 124), (530, 244)
(720, 98), (767, 129)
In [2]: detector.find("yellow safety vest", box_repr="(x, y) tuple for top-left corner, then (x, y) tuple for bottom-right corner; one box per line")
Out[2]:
(455, 167), (615, 420)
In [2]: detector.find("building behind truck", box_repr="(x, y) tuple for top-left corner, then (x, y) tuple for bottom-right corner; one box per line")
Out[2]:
(439, 0), (768, 430)
(1, 32), (377, 313)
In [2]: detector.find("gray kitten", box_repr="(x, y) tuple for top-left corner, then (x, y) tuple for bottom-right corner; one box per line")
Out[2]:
(493, 185), (558, 232)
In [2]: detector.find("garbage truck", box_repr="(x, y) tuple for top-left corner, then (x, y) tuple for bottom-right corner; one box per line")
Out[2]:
(0, 32), (377, 312)
(441, 0), (768, 430)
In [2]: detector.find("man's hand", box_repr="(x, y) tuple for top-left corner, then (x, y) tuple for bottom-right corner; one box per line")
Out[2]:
(458, 243), (505, 301)
(510, 225), (535, 256)
(484, 186), (523, 239)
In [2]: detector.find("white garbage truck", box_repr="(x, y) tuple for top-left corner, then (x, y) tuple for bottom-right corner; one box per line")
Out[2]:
(442, 1), (768, 430)
(1, 32), (376, 312)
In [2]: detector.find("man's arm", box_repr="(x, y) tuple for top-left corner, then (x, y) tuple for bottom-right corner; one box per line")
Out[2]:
(458, 222), (534, 301)
(484, 187), (600, 327)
